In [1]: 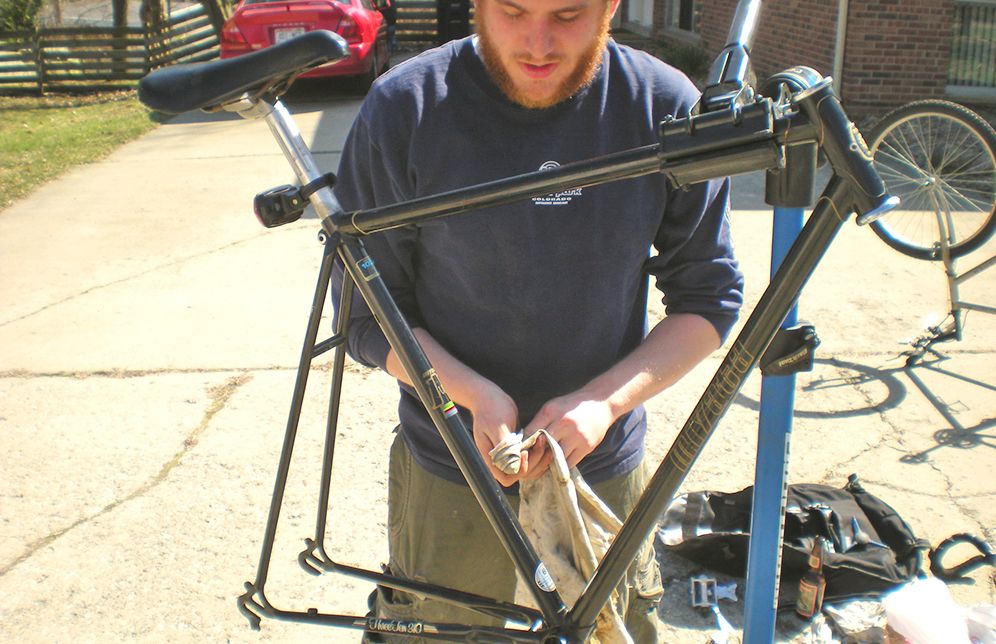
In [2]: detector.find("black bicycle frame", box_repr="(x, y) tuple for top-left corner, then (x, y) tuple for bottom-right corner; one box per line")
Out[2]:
(230, 61), (897, 640)
(126, 2), (901, 638)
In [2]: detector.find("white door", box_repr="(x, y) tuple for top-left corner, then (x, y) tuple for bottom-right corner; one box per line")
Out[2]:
(627, 0), (653, 31)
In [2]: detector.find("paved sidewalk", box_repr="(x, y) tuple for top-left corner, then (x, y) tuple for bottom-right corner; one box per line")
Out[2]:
(1, 80), (993, 643)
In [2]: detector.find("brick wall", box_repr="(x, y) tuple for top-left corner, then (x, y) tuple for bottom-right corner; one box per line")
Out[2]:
(842, 0), (952, 116)
(677, 0), (953, 119)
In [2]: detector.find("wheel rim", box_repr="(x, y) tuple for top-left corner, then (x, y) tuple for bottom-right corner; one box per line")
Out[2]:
(871, 110), (996, 255)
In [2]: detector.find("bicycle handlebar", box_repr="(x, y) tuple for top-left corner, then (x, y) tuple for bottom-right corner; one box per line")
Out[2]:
(793, 78), (899, 223)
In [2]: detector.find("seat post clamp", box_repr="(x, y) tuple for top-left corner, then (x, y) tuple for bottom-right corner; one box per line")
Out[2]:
(300, 172), (337, 200)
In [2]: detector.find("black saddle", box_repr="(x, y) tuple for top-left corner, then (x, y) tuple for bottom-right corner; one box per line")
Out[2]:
(138, 30), (348, 114)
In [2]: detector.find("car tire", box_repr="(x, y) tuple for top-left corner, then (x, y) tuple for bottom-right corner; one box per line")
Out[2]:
(358, 50), (379, 93)
(381, 46), (391, 74)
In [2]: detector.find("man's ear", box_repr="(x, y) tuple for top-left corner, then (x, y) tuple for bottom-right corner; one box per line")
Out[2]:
(608, 0), (621, 19)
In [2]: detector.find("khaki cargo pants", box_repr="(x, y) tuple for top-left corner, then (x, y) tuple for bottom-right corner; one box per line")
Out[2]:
(365, 431), (664, 642)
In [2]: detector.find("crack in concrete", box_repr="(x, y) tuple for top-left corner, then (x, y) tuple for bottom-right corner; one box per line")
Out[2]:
(0, 366), (291, 378)
(817, 364), (995, 544)
(853, 474), (996, 501)
(820, 379), (898, 483)
(0, 373), (252, 578)
(828, 348), (994, 360)
(0, 360), (370, 380)
(0, 227), (299, 328)
(923, 450), (995, 542)
(99, 148), (343, 163)
(860, 445), (995, 536)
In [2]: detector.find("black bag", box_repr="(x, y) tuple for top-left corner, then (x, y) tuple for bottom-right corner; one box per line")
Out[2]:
(659, 474), (930, 608)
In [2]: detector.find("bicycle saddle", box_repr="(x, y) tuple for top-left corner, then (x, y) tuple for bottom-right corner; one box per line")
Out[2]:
(138, 30), (348, 114)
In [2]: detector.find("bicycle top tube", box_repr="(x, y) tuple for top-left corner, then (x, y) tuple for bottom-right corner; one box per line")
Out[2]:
(138, 30), (348, 115)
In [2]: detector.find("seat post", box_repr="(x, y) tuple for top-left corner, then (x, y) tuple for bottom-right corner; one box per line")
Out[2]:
(222, 95), (345, 231)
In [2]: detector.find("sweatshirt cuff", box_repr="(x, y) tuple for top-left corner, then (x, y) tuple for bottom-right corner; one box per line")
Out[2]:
(697, 310), (739, 344)
(355, 321), (393, 371)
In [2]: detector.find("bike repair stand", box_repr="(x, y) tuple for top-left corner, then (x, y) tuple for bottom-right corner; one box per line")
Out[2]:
(742, 137), (821, 641)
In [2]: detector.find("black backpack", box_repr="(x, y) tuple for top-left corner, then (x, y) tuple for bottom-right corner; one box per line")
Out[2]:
(658, 474), (931, 608)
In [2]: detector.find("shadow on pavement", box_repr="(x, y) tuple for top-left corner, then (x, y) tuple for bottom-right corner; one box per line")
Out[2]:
(734, 357), (908, 418)
(733, 354), (995, 464)
(901, 358), (996, 464)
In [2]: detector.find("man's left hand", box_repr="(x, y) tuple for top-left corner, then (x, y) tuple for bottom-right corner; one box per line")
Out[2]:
(523, 391), (616, 474)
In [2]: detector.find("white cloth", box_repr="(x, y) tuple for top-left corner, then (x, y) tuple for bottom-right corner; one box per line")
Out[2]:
(490, 430), (632, 644)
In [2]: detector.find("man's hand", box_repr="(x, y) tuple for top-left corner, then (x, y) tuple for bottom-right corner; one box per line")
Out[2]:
(466, 384), (523, 487)
(521, 314), (722, 476)
(387, 328), (536, 487)
(387, 316), (717, 486)
(523, 390), (616, 473)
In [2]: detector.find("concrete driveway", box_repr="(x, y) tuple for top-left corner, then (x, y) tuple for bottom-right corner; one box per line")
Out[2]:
(1, 78), (993, 643)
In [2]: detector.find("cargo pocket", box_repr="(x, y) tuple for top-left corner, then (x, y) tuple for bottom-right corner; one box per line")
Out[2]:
(387, 431), (412, 545)
(364, 580), (424, 643)
(634, 551), (664, 604)
(625, 541), (665, 641)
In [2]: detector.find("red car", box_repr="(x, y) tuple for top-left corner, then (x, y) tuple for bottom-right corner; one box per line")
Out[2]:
(220, 0), (390, 88)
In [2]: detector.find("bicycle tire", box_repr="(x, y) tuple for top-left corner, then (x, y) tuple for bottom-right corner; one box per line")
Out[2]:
(865, 100), (996, 260)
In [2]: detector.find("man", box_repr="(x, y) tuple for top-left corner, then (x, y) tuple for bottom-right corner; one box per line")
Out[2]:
(379, 0), (397, 53)
(330, 0), (744, 639)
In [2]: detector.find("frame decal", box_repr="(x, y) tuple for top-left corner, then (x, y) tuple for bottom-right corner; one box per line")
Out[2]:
(357, 256), (380, 281)
(535, 563), (557, 592)
(671, 342), (756, 471)
(365, 617), (426, 635)
(422, 368), (449, 410)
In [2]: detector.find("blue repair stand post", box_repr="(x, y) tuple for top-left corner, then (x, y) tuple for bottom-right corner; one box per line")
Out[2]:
(741, 205), (805, 642)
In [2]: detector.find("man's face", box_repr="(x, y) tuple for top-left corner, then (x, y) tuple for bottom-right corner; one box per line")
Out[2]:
(475, 0), (617, 109)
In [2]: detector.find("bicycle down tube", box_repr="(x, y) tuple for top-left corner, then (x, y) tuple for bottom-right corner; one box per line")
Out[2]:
(222, 71), (896, 641)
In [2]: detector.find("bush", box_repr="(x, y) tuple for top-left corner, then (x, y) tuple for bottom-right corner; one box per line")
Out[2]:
(0, 0), (43, 31)
(655, 39), (713, 85)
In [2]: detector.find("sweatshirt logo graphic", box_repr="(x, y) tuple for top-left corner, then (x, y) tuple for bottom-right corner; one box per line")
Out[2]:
(532, 160), (582, 206)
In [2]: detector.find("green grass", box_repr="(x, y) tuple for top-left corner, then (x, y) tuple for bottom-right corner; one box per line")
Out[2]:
(0, 91), (159, 211)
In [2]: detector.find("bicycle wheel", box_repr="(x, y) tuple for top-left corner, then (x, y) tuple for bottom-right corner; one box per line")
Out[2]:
(865, 100), (996, 260)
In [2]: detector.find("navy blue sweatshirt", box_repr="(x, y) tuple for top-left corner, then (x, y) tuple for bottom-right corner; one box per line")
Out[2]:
(331, 37), (743, 485)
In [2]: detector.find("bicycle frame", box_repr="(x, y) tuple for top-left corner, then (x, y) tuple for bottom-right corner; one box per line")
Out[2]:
(114, 2), (888, 639)
(227, 64), (897, 638)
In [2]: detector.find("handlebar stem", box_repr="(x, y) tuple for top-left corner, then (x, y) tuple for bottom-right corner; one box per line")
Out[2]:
(701, 0), (763, 112)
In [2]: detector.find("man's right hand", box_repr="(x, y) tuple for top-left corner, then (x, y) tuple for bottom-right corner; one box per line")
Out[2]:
(386, 327), (532, 487)
(467, 384), (522, 487)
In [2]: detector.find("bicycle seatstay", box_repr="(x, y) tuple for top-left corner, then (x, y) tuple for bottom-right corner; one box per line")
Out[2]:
(138, 30), (348, 114)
